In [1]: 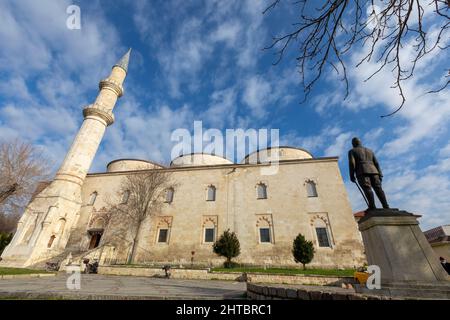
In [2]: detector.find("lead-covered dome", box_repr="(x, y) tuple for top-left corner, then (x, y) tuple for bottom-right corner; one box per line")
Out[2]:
(107, 159), (164, 172)
(170, 153), (233, 167)
(242, 146), (313, 164)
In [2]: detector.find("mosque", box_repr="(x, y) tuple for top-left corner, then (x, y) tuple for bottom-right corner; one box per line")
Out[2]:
(0, 50), (365, 269)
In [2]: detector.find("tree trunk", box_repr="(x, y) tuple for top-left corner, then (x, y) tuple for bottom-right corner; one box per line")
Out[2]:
(127, 220), (143, 264)
(302, 263), (306, 270)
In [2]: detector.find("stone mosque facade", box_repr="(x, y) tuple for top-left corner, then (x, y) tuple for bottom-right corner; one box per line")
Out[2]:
(1, 51), (366, 269)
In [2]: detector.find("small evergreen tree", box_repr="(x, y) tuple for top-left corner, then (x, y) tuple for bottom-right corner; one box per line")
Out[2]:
(292, 233), (315, 270)
(213, 229), (240, 268)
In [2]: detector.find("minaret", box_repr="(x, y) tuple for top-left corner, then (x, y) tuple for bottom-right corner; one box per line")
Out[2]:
(0, 50), (131, 267)
(55, 48), (131, 190)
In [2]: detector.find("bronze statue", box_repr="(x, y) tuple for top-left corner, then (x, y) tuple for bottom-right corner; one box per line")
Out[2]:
(348, 137), (389, 210)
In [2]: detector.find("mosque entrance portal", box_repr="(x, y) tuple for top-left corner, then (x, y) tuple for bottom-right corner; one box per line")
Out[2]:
(88, 229), (103, 249)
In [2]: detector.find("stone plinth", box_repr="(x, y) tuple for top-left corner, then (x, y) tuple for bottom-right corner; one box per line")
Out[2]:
(358, 209), (448, 283)
(357, 209), (450, 298)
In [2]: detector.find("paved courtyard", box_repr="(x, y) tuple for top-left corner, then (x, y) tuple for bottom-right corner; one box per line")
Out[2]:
(0, 274), (247, 300)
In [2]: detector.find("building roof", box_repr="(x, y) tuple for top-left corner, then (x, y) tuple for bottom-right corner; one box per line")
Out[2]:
(424, 225), (450, 243)
(106, 158), (165, 169)
(353, 211), (366, 218)
(242, 146), (314, 164)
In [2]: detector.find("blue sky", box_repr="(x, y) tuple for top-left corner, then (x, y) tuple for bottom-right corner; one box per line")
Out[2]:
(0, 0), (449, 230)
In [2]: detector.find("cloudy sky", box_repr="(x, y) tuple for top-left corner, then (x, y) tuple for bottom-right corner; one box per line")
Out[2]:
(0, 0), (448, 230)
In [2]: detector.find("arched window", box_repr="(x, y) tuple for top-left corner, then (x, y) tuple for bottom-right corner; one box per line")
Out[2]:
(306, 181), (318, 197)
(165, 188), (174, 203)
(122, 190), (130, 204)
(207, 185), (216, 201)
(47, 235), (56, 248)
(89, 192), (98, 205)
(55, 218), (66, 235)
(257, 183), (267, 199)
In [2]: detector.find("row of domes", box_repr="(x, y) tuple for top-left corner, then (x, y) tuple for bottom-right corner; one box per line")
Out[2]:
(106, 147), (313, 173)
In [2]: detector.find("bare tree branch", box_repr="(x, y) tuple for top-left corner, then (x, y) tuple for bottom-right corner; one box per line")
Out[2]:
(264, 0), (449, 117)
(0, 139), (51, 231)
(104, 170), (173, 264)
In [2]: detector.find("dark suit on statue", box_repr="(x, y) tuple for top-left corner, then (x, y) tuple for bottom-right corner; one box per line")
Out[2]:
(348, 145), (389, 209)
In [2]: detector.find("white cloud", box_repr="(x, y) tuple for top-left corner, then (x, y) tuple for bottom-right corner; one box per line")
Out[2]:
(281, 125), (351, 158)
(205, 88), (238, 128)
(0, 0), (124, 172)
(210, 21), (242, 47)
(440, 143), (450, 158)
(324, 132), (353, 159)
(132, 0), (269, 98)
(93, 100), (195, 171)
(242, 76), (272, 118)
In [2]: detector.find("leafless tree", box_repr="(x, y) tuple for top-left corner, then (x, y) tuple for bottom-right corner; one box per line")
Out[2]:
(0, 139), (51, 231)
(107, 170), (172, 264)
(264, 0), (449, 117)
(0, 211), (20, 233)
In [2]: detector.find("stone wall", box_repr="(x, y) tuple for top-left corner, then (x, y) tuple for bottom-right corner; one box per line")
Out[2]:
(246, 283), (388, 300)
(98, 266), (353, 286)
(69, 158), (366, 269)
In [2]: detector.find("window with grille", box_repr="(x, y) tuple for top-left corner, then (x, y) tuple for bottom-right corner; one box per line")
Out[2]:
(158, 229), (169, 243)
(204, 228), (215, 243)
(306, 181), (318, 197)
(207, 186), (216, 201)
(165, 188), (174, 203)
(257, 184), (267, 199)
(122, 190), (130, 204)
(259, 228), (271, 243)
(89, 192), (98, 205)
(316, 227), (330, 247)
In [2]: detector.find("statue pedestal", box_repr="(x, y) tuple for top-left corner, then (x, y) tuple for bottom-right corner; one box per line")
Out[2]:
(357, 209), (450, 299)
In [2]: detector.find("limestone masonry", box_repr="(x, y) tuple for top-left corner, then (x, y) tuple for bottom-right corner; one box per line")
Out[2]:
(1, 51), (365, 268)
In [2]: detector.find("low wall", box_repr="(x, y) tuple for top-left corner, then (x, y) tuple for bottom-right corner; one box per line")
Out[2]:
(98, 266), (353, 286)
(0, 273), (56, 280)
(246, 283), (386, 300)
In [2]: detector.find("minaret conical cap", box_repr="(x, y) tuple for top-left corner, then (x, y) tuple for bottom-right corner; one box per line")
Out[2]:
(114, 48), (131, 73)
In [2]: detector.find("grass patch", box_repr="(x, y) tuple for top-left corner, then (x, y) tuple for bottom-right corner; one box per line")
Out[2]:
(210, 267), (355, 277)
(0, 267), (52, 276)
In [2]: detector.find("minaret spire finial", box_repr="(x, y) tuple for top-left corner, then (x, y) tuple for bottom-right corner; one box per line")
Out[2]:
(114, 48), (131, 73)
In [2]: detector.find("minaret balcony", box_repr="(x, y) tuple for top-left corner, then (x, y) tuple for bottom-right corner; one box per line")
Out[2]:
(83, 106), (115, 126)
(99, 77), (124, 97)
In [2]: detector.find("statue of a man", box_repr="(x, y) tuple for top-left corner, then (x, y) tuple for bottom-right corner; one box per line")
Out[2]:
(348, 137), (389, 209)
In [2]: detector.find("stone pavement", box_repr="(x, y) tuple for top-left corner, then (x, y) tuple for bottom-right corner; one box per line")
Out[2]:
(0, 274), (246, 300)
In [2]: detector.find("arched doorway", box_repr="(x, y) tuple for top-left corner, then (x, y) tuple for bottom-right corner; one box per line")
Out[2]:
(88, 229), (103, 249)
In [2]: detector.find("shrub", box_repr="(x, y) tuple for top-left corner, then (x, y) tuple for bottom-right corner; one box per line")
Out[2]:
(213, 229), (240, 268)
(292, 233), (315, 270)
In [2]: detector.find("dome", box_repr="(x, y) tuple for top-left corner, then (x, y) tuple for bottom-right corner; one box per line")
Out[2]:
(242, 147), (313, 164)
(107, 159), (164, 172)
(170, 153), (233, 167)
